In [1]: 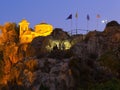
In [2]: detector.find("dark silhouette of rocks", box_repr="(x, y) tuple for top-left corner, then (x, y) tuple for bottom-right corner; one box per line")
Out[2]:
(51, 28), (70, 39)
(106, 20), (120, 27)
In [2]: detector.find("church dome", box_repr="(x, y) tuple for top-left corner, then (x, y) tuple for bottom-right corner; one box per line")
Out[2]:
(34, 22), (53, 36)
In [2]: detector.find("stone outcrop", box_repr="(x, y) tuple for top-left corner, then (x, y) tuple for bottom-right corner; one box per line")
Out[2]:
(0, 21), (120, 90)
(1, 57), (75, 90)
(26, 28), (71, 58)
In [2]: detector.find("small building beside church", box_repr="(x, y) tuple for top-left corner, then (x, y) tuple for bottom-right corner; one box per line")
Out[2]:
(19, 19), (53, 43)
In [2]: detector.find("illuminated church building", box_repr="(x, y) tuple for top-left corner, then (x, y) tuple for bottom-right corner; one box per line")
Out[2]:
(19, 19), (53, 43)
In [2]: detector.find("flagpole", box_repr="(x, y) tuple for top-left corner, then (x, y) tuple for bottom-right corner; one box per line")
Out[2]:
(87, 20), (89, 32)
(71, 19), (72, 35)
(66, 14), (72, 35)
(86, 14), (90, 33)
(75, 12), (78, 34)
(76, 18), (78, 34)
(96, 19), (98, 30)
(96, 14), (100, 30)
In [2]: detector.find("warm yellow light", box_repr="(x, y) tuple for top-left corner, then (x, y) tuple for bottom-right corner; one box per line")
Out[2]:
(35, 23), (53, 36)
(19, 19), (53, 43)
(19, 19), (30, 36)
(63, 40), (71, 50)
(46, 39), (71, 51)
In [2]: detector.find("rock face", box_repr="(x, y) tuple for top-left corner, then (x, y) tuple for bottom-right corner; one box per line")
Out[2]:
(33, 58), (74, 90)
(26, 28), (71, 58)
(0, 21), (120, 90)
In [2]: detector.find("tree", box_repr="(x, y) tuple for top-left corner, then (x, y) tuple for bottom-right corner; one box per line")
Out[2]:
(2, 22), (19, 44)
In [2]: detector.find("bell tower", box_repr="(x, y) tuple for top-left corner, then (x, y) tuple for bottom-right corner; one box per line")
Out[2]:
(19, 19), (30, 37)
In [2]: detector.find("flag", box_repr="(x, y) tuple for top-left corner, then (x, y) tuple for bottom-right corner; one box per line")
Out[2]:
(66, 14), (72, 20)
(96, 14), (100, 18)
(75, 12), (78, 19)
(87, 14), (90, 21)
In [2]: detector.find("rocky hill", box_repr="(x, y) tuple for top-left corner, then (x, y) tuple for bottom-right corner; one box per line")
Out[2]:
(0, 21), (120, 90)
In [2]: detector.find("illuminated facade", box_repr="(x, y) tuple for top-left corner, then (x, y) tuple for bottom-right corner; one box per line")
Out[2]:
(19, 19), (30, 36)
(19, 19), (53, 43)
(35, 22), (53, 36)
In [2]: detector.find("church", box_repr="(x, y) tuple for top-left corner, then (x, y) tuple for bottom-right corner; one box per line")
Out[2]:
(19, 19), (53, 43)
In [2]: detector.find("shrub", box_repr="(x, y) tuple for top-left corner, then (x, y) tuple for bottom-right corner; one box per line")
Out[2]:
(39, 84), (49, 90)
(98, 51), (120, 75)
(89, 78), (120, 90)
(69, 57), (94, 89)
(0, 60), (4, 79)
(48, 46), (73, 59)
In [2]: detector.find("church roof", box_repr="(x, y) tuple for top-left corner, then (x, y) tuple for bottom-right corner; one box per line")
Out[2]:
(23, 30), (32, 35)
(35, 22), (53, 27)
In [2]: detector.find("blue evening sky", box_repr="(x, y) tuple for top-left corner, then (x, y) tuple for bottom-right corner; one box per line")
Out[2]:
(0, 0), (120, 34)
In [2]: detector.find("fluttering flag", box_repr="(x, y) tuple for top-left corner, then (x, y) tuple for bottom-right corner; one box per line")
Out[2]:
(75, 12), (78, 19)
(87, 14), (90, 21)
(96, 14), (100, 18)
(66, 14), (72, 20)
